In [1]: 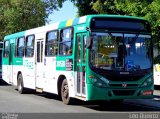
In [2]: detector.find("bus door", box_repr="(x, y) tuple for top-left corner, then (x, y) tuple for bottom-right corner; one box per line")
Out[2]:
(35, 39), (44, 89)
(76, 33), (87, 97)
(9, 43), (14, 83)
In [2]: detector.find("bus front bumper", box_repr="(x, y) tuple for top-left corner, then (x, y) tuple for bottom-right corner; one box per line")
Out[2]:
(87, 84), (154, 101)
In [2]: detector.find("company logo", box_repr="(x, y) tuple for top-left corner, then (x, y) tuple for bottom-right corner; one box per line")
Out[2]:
(122, 82), (127, 88)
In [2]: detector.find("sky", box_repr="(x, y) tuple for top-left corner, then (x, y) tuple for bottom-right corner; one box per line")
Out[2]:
(47, 1), (77, 24)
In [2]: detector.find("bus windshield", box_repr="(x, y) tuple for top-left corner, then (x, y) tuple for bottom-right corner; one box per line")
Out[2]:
(90, 32), (152, 72)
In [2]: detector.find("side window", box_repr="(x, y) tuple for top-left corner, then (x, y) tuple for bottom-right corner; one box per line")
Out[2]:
(45, 31), (58, 56)
(3, 41), (9, 57)
(83, 35), (87, 63)
(37, 42), (41, 62)
(59, 28), (73, 55)
(25, 35), (35, 57)
(17, 37), (25, 57)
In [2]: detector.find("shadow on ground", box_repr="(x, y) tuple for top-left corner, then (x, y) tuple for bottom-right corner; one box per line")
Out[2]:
(2, 79), (160, 112)
(29, 92), (160, 112)
(0, 79), (9, 86)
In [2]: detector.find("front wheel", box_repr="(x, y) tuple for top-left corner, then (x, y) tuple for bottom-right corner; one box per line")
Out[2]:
(61, 79), (72, 105)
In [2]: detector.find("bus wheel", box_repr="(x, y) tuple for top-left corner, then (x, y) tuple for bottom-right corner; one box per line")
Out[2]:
(61, 79), (71, 105)
(17, 74), (25, 94)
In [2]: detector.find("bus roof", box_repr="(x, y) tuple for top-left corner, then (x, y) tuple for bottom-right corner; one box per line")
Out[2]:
(4, 14), (147, 40)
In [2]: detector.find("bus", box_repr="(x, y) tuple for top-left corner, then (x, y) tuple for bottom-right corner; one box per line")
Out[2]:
(2, 15), (153, 104)
(0, 42), (3, 79)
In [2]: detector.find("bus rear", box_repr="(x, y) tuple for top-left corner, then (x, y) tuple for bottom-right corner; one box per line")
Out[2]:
(84, 15), (153, 101)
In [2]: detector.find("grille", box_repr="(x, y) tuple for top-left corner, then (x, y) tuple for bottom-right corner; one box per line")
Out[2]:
(109, 84), (138, 87)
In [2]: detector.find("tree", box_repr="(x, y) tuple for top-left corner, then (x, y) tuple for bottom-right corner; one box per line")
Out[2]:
(56, 0), (96, 16)
(91, 0), (160, 40)
(92, 0), (125, 15)
(0, 0), (60, 40)
(65, 0), (159, 42)
(71, 0), (96, 16)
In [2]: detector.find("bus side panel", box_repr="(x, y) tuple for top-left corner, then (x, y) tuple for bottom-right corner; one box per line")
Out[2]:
(12, 57), (23, 86)
(43, 57), (58, 94)
(2, 40), (15, 84)
(22, 57), (36, 89)
(42, 56), (75, 97)
(55, 57), (75, 98)
(12, 65), (23, 86)
(22, 31), (37, 89)
(2, 65), (9, 83)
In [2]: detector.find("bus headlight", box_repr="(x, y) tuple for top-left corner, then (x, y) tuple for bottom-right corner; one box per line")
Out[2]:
(92, 77), (109, 87)
(141, 77), (153, 87)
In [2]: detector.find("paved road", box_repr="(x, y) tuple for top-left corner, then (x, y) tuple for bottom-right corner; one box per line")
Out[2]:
(0, 80), (160, 113)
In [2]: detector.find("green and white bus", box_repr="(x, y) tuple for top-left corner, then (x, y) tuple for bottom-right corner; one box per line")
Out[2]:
(2, 15), (153, 104)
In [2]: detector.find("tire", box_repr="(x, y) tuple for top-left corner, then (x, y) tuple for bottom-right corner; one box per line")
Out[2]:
(17, 74), (26, 94)
(61, 79), (71, 105)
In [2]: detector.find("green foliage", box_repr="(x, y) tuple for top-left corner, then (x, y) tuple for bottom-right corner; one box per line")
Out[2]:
(92, 0), (125, 15)
(66, 0), (160, 43)
(1, 0), (159, 44)
(0, 0), (60, 40)
(92, 0), (160, 40)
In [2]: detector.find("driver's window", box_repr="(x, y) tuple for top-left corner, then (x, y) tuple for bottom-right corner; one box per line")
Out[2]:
(91, 33), (117, 69)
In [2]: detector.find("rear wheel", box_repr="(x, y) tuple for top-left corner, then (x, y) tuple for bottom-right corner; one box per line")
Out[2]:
(17, 74), (26, 94)
(61, 79), (71, 105)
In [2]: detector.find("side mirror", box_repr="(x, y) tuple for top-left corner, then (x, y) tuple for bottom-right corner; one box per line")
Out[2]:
(86, 37), (93, 49)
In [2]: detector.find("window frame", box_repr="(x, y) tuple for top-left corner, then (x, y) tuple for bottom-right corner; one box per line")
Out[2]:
(16, 36), (25, 57)
(3, 40), (9, 58)
(25, 34), (35, 57)
(45, 30), (59, 57)
(59, 27), (74, 56)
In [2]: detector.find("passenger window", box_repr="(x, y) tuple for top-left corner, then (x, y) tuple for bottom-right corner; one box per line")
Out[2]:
(3, 41), (9, 57)
(45, 31), (58, 56)
(59, 28), (73, 55)
(25, 35), (35, 57)
(17, 37), (25, 57)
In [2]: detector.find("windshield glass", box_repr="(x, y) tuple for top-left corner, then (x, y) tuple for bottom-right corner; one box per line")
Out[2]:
(90, 32), (152, 71)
